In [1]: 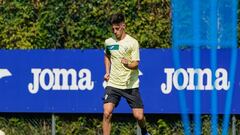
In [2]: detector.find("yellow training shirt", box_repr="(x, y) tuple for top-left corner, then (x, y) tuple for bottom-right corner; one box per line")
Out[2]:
(104, 34), (140, 89)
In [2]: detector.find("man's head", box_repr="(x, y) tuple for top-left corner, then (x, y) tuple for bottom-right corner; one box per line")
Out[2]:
(110, 13), (126, 40)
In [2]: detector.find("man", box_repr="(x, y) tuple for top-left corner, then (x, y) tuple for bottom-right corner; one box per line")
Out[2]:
(103, 13), (150, 135)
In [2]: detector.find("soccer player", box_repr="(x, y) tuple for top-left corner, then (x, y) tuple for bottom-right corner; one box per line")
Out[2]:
(102, 13), (150, 135)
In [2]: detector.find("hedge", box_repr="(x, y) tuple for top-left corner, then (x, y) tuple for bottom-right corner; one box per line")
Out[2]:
(0, 0), (171, 49)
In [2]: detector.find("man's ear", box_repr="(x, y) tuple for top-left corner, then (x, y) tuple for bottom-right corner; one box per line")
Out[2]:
(122, 23), (126, 29)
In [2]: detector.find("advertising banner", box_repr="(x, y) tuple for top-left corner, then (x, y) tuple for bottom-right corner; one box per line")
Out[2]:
(0, 49), (239, 114)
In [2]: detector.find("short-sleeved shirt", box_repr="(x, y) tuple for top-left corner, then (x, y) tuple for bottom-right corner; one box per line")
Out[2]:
(104, 34), (140, 89)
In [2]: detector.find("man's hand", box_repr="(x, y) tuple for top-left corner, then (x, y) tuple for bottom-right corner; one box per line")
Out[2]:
(121, 58), (139, 69)
(104, 73), (110, 81)
(121, 58), (129, 67)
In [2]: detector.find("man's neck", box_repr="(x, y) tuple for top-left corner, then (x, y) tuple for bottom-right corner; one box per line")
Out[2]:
(117, 32), (126, 41)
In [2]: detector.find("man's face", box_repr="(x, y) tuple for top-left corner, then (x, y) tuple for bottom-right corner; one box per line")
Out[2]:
(112, 23), (125, 40)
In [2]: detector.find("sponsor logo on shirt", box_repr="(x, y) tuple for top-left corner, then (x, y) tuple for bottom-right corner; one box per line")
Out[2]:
(106, 44), (119, 50)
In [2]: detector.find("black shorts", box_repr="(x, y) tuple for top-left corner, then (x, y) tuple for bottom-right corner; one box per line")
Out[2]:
(103, 86), (144, 108)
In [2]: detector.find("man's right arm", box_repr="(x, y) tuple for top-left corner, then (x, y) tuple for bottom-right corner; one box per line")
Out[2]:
(104, 54), (111, 81)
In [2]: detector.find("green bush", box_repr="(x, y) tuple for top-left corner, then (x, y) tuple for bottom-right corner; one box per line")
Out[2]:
(0, 115), (238, 135)
(0, 0), (171, 49)
(0, 116), (51, 135)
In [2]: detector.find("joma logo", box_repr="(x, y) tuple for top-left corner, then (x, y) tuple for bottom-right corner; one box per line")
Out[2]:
(28, 68), (94, 94)
(161, 68), (230, 94)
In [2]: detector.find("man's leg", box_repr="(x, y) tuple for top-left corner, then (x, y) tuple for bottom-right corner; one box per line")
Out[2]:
(132, 108), (148, 134)
(103, 103), (115, 135)
(123, 88), (149, 134)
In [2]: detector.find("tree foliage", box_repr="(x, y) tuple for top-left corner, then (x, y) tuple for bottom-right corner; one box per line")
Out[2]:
(0, 0), (171, 49)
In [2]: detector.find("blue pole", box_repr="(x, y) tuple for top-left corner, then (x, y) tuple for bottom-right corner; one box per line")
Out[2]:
(172, 0), (190, 134)
(210, 0), (218, 134)
(222, 0), (238, 134)
(193, 0), (201, 134)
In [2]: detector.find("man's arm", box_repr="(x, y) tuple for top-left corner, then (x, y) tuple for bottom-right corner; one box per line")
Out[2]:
(121, 40), (140, 70)
(121, 58), (139, 70)
(104, 54), (111, 81)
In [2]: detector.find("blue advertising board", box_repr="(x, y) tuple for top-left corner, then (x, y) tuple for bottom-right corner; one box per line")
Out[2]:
(0, 49), (239, 114)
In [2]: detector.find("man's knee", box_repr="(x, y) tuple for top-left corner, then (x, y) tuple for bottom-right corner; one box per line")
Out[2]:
(133, 111), (144, 121)
(103, 103), (114, 120)
(103, 110), (112, 120)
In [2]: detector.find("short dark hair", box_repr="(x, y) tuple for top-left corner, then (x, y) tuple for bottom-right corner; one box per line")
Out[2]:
(110, 13), (125, 25)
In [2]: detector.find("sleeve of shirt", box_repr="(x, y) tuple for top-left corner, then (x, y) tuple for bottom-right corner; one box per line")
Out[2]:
(131, 41), (140, 61)
(104, 40), (111, 56)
